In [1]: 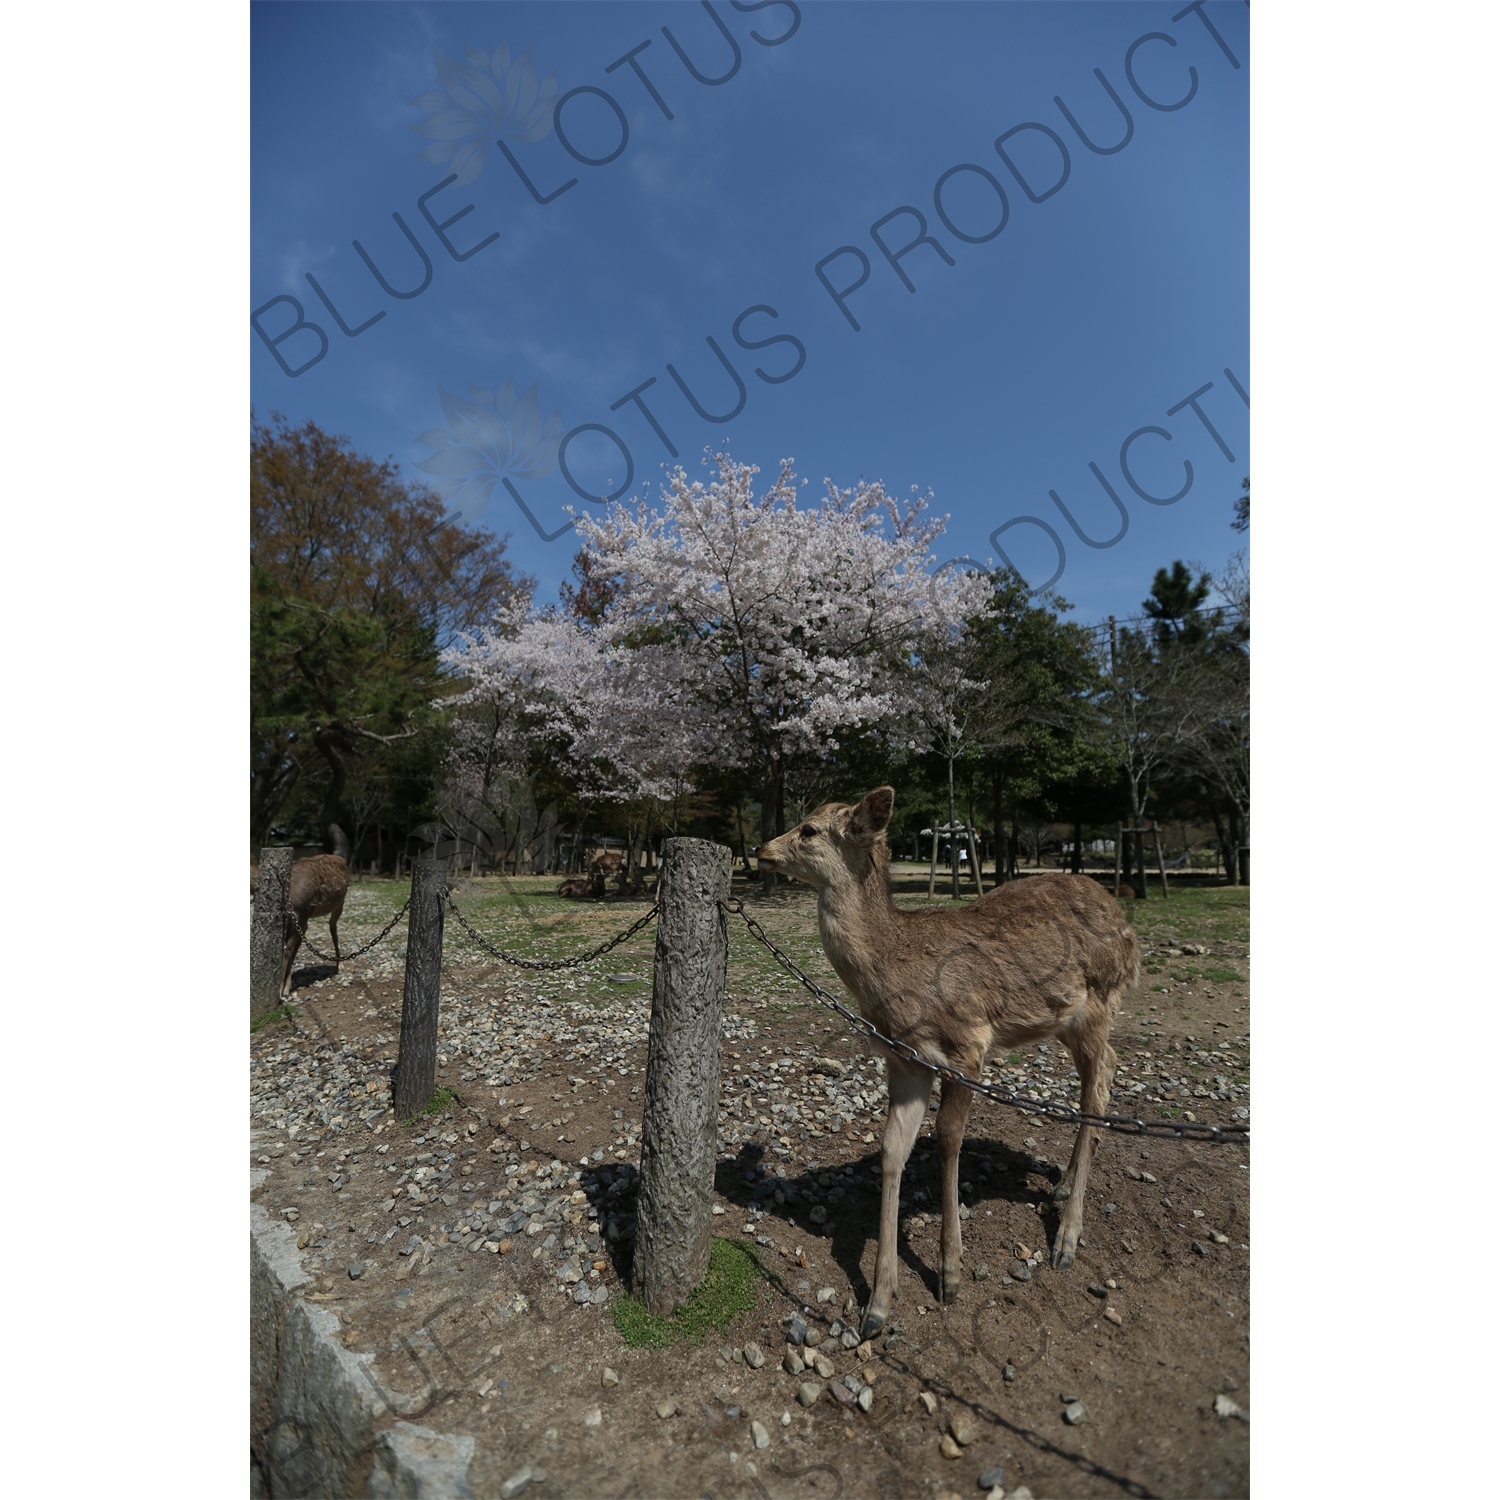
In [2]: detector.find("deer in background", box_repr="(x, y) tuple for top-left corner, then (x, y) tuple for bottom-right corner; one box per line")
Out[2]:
(756, 787), (1138, 1337)
(273, 853), (350, 998)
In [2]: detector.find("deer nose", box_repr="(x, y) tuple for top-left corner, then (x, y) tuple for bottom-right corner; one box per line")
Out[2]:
(754, 846), (776, 864)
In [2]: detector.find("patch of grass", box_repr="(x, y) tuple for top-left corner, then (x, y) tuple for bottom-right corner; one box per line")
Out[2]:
(251, 1004), (296, 1033)
(1203, 965), (1244, 983)
(612, 1238), (761, 1349)
(402, 1085), (462, 1125)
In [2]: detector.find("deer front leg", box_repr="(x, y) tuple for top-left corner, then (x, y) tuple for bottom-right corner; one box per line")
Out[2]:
(329, 908), (342, 971)
(1052, 1034), (1117, 1271)
(935, 1078), (975, 1304)
(862, 1057), (930, 1340)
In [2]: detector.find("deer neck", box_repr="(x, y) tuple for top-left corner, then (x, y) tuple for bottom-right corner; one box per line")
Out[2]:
(816, 854), (900, 998)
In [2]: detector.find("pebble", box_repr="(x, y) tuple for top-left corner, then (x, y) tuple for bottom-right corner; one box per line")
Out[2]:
(1087, 1284), (1108, 1298)
(783, 1313), (808, 1346)
(1104, 1308), (1123, 1326)
(1211, 1231), (1229, 1245)
(1002, 1365), (1017, 1383)
(978, 1465), (1006, 1490)
(1063, 1401), (1087, 1425)
(810, 1351), (835, 1379)
(840, 1329), (860, 1349)
(780, 1411), (791, 1426)
(1214, 1393), (1246, 1421)
(1011, 1488), (1035, 1500)
(949, 1411), (976, 1445)
(583, 1406), (601, 1428)
(940, 1434), (963, 1460)
(971, 1263), (990, 1282)
(830, 1381), (856, 1408)
(347, 1262), (365, 1279)
(1007, 1261), (1031, 1282)
(857, 1386), (873, 1412)
(743, 1341), (765, 1369)
(590, 1284), (609, 1305)
(816, 1286), (837, 1303)
(1191, 1241), (1209, 1256)
(797, 1382), (821, 1408)
(784, 1348), (805, 1376)
(656, 1400), (677, 1419)
(919, 1392), (939, 1414)
(601, 1367), (619, 1387)
(499, 1466), (537, 1499)
(751, 1420), (770, 1449)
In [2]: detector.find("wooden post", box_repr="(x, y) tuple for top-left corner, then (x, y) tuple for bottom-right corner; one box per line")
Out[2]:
(251, 846), (293, 1020)
(1152, 820), (1170, 899)
(1238, 845), (1250, 885)
(1113, 824), (1122, 896)
(634, 837), (732, 1316)
(927, 825), (939, 899)
(393, 859), (447, 1122)
(966, 821), (984, 896)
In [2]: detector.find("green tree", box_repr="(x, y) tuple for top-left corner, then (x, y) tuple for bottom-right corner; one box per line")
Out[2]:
(251, 413), (530, 857)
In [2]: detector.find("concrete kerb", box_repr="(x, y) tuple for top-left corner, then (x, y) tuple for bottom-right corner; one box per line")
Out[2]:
(252, 1169), (475, 1499)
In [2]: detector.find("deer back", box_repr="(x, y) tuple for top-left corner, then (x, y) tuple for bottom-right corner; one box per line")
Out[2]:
(288, 854), (349, 917)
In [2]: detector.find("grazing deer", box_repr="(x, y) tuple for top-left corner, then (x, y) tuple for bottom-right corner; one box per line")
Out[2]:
(277, 854), (350, 998)
(756, 788), (1138, 1337)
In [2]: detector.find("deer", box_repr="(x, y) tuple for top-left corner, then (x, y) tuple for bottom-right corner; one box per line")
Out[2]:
(755, 787), (1139, 1338)
(274, 853), (350, 998)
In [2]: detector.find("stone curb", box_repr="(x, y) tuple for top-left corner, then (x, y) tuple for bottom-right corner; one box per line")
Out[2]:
(252, 1170), (475, 1498)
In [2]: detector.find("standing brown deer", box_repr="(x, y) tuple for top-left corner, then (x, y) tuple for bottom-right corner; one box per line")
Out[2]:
(276, 854), (350, 998)
(756, 787), (1138, 1337)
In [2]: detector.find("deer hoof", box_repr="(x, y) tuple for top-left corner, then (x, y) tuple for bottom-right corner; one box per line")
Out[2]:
(860, 1306), (887, 1340)
(1051, 1243), (1075, 1272)
(939, 1274), (961, 1305)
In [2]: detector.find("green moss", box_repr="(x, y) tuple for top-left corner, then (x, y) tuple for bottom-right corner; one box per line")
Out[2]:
(251, 1004), (296, 1033)
(1203, 965), (1244, 983)
(612, 1238), (761, 1349)
(401, 1085), (462, 1126)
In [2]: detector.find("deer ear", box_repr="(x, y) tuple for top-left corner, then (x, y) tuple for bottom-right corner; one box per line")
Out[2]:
(849, 786), (895, 840)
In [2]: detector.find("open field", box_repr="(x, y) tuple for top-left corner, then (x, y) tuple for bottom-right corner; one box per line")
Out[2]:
(251, 871), (1249, 1498)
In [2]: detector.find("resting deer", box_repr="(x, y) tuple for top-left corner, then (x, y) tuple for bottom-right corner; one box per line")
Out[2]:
(277, 854), (350, 998)
(756, 788), (1138, 1337)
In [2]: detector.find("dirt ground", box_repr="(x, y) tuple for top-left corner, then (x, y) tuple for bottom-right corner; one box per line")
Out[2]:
(251, 871), (1248, 1499)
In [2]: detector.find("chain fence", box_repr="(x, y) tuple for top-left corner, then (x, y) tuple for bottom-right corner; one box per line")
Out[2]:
(286, 898), (411, 965)
(444, 893), (659, 971)
(719, 897), (1249, 1146)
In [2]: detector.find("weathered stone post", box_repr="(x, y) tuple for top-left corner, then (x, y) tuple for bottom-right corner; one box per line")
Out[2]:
(251, 846), (293, 1021)
(393, 858), (447, 1122)
(634, 837), (733, 1315)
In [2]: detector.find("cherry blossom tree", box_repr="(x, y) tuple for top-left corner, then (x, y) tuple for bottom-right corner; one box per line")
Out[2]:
(572, 453), (990, 856)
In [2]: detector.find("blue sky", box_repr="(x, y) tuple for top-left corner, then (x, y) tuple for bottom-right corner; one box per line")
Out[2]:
(252, 0), (1248, 622)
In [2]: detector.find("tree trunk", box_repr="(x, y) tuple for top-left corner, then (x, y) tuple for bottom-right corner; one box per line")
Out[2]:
(313, 727), (353, 863)
(1071, 817), (1083, 874)
(634, 838), (732, 1315)
(393, 859), (446, 1121)
(947, 758), (961, 899)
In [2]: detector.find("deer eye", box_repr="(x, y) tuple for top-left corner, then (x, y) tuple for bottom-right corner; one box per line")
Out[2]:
(800, 825), (819, 838)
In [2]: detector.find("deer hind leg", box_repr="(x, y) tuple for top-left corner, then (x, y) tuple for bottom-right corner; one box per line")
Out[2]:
(329, 897), (344, 970)
(935, 1077), (975, 1304)
(1052, 1012), (1118, 1271)
(280, 917), (302, 1000)
(862, 1056), (931, 1340)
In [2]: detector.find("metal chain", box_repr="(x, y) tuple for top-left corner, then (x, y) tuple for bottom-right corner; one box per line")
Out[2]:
(719, 897), (1249, 1145)
(287, 897), (411, 964)
(445, 893), (659, 971)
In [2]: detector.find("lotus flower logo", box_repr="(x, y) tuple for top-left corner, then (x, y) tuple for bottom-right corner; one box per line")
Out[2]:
(414, 380), (564, 520)
(409, 43), (559, 185)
